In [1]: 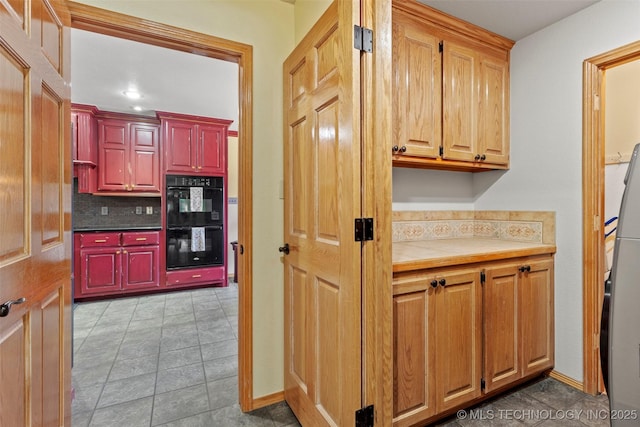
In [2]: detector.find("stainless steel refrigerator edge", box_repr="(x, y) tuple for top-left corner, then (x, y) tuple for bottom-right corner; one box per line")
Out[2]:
(602, 142), (640, 425)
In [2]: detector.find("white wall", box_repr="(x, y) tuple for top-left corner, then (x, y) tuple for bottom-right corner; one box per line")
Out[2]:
(73, 0), (296, 398)
(474, 0), (640, 382)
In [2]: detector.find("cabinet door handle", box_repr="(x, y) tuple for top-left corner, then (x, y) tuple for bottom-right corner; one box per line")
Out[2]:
(94, 239), (107, 243)
(0, 297), (26, 317)
(135, 237), (147, 241)
(439, 278), (446, 287)
(430, 280), (438, 288)
(192, 274), (202, 278)
(392, 145), (399, 153)
(123, 250), (127, 254)
(475, 154), (481, 161)
(480, 154), (486, 161)
(399, 145), (407, 153)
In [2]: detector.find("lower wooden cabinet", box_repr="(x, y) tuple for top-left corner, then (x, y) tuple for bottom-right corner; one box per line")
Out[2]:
(393, 254), (554, 426)
(74, 231), (160, 299)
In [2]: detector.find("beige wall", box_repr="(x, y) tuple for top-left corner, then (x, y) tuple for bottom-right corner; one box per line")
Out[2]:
(73, 0), (295, 398)
(227, 135), (238, 198)
(294, 0), (332, 43)
(605, 59), (640, 163)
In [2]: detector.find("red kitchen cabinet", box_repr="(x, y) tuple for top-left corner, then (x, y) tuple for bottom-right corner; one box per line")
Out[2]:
(74, 231), (160, 299)
(165, 265), (226, 288)
(158, 112), (232, 175)
(97, 113), (160, 194)
(71, 104), (98, 193)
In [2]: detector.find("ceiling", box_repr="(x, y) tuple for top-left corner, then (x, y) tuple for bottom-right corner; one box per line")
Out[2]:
(70, 0), (600, 130)
(417, 0), (600, 41)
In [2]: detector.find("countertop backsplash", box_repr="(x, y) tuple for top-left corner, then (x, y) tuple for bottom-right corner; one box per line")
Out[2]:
(73, 180), (161, 230)
(392, 210), (555, 245)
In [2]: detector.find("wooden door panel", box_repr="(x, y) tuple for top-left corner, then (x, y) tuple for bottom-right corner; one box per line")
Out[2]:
(123, 246), (160, 290)
(199, 124), (224, 174)
(98, 120), (128, 190)
(520, 260), (554, 375)
(478, 56), (509, 165)
(442, 41), (477, 162)
(484, 265), (520, 392)
(0, 317), (27, 427)
(165, 122), (195, 172)
(392, 12), (441, 159)
(1, 0), (71, 425)
(436, 271), (481, 411)
(283, 2), (361, 425)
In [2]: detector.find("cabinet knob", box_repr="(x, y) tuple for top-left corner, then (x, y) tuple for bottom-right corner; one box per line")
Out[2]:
(123, 250), (128, 254)
(400, 146), (407, 153)
(192, 166), (196, 169)
(439, 278), (446, 287)
(0, 297), (26, 317)
(198, 166), (202, 170)
(475, 154), (481, 161)
(519, 265), (531, 273)
(430, 280), (438, 288)
(480, 154), (486, 161)
(392, 145), (399, 153)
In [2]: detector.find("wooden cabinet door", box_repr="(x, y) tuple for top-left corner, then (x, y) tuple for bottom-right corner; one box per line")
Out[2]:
(197, 124), (225, 174)
(442, 40), (478, 163)
(283, 2), (363, 425)
(0, 1), (71, 425)
(392, 11), (441, 159)
(435, 270), (482, 412)
(164, 120), (196, 173)
(520, 259), (554, 376)
(483, 264), (521, 392)
(122, 245), (159, 291)
(98, 119), (129, 191)
(478, 55), (509, 166)
(129, 123), (160, 192)
(393, 286), (437, 426)
(80, 247), (122, 295)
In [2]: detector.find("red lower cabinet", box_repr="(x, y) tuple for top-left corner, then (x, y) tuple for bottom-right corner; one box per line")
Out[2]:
(74, 231), (160, 299)
(165, 265), (226, 288)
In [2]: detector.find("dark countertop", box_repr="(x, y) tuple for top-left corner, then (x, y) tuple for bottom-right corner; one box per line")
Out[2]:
(74, 226), (162, 232)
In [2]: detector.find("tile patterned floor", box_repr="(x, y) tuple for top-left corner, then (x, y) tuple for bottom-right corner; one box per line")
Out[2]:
(72, 283), (611, 427)
(71, 283), (300, 427)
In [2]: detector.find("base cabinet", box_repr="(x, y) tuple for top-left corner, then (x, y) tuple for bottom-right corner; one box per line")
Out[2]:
(393, 255), (554, 426)
(74, 231), (160, 299)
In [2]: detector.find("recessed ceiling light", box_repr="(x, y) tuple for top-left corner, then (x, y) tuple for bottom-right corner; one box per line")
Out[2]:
(133, 106), (143, 111)
(123, 90), (142, 100)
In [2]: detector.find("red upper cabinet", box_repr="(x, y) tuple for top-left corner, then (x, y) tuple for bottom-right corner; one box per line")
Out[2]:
(158, 112), (232, 175)
(96, 112), (160, 194)
(71, 104), (98, 193)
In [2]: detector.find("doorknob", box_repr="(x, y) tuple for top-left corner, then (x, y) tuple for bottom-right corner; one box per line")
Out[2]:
(278, 243), (290, 255)
(0, 297), (26, 317)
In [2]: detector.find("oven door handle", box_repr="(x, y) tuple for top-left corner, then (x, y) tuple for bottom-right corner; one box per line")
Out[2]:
(167, 225), (223, 231)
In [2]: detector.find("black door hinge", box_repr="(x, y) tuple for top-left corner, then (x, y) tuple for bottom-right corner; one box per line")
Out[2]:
(354, 25), (373, 53)
(355, 405), (374, 427)
(439, 41), (443, 53)
(355, 218), (374, 242)
(481, 378), (486, 391)
(480, 271), (486, 284)
(439, 146), (444, 157)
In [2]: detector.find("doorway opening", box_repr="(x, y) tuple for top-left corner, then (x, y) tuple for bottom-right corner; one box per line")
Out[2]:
(68, 2), (255, 410)
(582, 40), (640, 395)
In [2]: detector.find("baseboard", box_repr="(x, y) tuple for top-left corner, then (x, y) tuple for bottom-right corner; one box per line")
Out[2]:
(549, 370), (584, 391)
(251, 391), (285, 410)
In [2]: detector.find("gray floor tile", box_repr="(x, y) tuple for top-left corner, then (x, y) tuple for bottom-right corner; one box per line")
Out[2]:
(72, 362), (113, 387)
(207, 376), (238, 411)
(200, 339), (237, 362)
(197, 322), (235, 345)
(522, 378), (586, 411)
(152, 384), (210, 426)
(203, 355), (237, 382)
(72, 382), (104, 414)
(155, 411), (216, 427)
(267, 401), (300, 427)
(97, 372), (157, 408)
(160, 332), (200, 352)
(156, 363), (206, 394)
(90, 396), (153, 427)
(209, 404), (275, 427)
(158, 346), (203, 370)
(72, 410), (93, 427)
(108, 353), (158, 382)
(117, 338), (161, 360)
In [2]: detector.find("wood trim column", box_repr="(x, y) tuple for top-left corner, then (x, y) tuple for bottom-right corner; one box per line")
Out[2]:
(362, 0), (393, 425)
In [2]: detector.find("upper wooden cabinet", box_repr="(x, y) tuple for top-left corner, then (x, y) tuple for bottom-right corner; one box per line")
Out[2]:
(392, 2), (514, 171)
(158, 112), (233, 175)
(72, 104), (99, 193)
(97, 114), (161, 194)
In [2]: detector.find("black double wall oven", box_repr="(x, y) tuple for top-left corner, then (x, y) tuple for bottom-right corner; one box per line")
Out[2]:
(166, 175), (224, 270)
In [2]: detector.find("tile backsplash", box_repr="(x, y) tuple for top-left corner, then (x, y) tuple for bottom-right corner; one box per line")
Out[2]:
(73, 180), (161, 229)
(392, 210), (555, 244)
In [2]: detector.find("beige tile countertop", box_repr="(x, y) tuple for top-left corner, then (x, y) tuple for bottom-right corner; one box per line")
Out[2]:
(393, 238), (557, 273)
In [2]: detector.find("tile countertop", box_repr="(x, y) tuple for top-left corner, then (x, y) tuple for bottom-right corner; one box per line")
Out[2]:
(393, 238), (557, 273)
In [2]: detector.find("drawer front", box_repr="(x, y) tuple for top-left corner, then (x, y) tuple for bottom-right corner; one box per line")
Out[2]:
(78, 232), (120, 248)
(122, 231), (160, 246)
(166, 266), (225, 287)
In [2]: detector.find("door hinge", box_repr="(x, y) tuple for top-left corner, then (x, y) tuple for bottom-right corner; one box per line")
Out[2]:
(481, 378), (486, 391)
(355, 405), (374, 427)
(439, 41), (443, 53)
(354, 25), (373, 53)
(480, 271), (486, 285)
(355, 218), (374, 242)
(439, 145), (443, 157)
